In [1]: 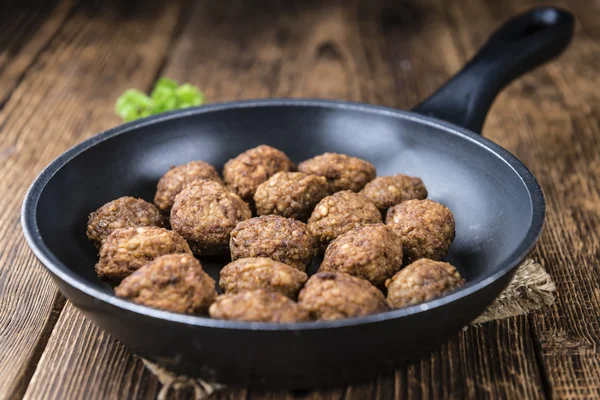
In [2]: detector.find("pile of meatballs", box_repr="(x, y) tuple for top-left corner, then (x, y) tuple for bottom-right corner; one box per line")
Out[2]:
(86, 145), (465, 323)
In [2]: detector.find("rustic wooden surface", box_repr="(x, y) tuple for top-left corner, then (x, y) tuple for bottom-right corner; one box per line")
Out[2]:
(0, 0), (599, 398)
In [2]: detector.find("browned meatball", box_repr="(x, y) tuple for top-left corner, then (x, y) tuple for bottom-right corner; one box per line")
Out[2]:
(209, 289), (311, 323)
(87, 196), (163, 249)
(360, 174), (427, 213)
(386, 199), (455, 264)
(154, 160), (222, 214)
(96, 227), (192, 281)
(219, 258), (308, 298)
(307, 191), (382, 251)
(298, 272), (389, 320)
(297, 153), (376, 192)
(115, 254), (217, 314)
(254, 172), (330, 221)
(223, 145), (295, 201)
(171, 180), (251, 256)
(230, 215), (315, 272)
(386, 258), (464, 308)
(319, 224), (403, 287)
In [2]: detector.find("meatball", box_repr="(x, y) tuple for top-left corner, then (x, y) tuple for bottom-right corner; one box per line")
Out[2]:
(96, 227), (192, 281)
(223, 145), (295, 201)
(360, 174), (427, 213)
(298, 272), (389, 320)
(220, 258), (308, 298)
(298, 152), (376, 192)
(87, 196), (163, 249)
(386, 199), (455, 264)
(209, 289), (310, 323)
(254, 172), (330, 221)
(230, 215), (315, 271)
(386, 258), (465, 308)
(154, 160), (222, 214)
(307, 191), (382, 251)
(170, 180), (251, 256)
(319, 224), (403, 287)
(115, 254), (217, 314)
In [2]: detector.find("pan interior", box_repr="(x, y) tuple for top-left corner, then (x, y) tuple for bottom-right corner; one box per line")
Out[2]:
(35, 103), (535, 296)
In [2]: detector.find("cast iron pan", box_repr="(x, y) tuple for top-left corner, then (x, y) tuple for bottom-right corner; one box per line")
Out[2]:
(21, 7), (573, 389)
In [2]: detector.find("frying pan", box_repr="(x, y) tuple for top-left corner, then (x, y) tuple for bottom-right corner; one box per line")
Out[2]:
(22, 7), (573, 389)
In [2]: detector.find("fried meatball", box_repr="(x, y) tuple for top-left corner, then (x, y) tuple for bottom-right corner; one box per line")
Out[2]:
(386, 199), (455, 264)
(298, 152), (376, 192)
(360, 174), (427, 213)
(220, 258), (308, 298)
(209, 290), (310, 323)
(307, 191), (382, 251)
(223, 145), (295, 201)
(254, 172), (330, 221)
(115, 254), (217, 314)
(230, 215), (315, 271)
(298, 272), (389, 320)
(319, 224), (403, 287)
(87, 196), (163, 249)
(386, 258), (465, 308)
(154, 160), (222, 214)
(171, 180), (251, 256)
(96, 227), (192, 281)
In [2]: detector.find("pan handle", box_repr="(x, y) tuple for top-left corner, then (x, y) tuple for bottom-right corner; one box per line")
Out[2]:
(412, 7), (574, 134)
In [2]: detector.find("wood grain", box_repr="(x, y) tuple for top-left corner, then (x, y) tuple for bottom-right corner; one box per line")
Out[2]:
(383, 318), (544, 399)
(0, 0), (77, 107)
(442, 0), (600, 397)
(23, 304), (162, 400)
(0, 1), (186, 399)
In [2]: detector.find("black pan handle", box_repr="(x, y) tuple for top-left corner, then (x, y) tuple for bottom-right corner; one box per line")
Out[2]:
(412, 7), (574, 134)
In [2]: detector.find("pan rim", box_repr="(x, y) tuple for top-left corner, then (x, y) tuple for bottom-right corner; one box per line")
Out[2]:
(21, 98), (545, 331)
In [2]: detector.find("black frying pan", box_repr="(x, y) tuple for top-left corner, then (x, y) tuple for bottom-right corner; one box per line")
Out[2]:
(22, 8), (574, 389)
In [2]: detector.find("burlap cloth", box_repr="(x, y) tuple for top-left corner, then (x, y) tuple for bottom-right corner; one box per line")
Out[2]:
(142, 258), (555, 400)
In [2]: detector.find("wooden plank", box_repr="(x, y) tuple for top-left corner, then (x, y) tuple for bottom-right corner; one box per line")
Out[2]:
(22, 304), (162, 400)
(444, 0), (600, 398)
(0, 1), (187, 399)
(21, 0), (552, 399)
(0, 0), (77, 107)
(389, 318), (545, 399)
(161, 0), (399, 105)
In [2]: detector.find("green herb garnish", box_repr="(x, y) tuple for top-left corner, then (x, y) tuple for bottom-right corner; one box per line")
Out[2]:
(115, 78), (205, 122)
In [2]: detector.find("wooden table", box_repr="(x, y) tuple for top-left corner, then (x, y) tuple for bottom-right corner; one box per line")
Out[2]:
(1, 0), (599, 398)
